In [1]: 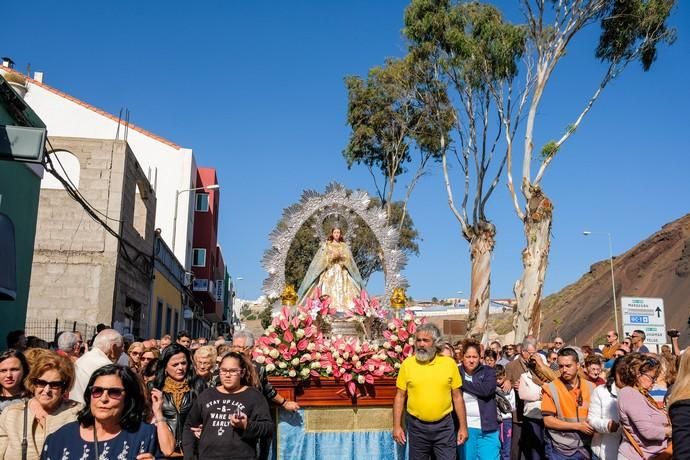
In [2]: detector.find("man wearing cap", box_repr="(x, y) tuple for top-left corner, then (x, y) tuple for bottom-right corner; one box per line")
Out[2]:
(393, 323), (468, 459)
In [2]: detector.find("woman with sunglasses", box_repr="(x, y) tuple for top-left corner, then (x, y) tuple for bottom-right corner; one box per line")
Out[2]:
(0, 349), (30, 413)
(617, 353), (672, 459)
(151, 344), (206, 457)
(182, 351), (272, 460)
(41, 364), (157, 460)
(0, 353), (80, 459)
(127, 342), (145, 374)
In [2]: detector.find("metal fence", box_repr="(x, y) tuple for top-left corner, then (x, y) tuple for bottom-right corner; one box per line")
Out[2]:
(25, 319), (98, 344)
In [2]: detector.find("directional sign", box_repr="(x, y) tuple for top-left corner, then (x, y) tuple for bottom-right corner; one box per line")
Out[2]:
(621, 297), (666, 346)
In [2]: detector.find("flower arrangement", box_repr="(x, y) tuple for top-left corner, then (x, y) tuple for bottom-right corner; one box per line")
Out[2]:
(253, 292), (426, 396)
(344, 290), (388, 340)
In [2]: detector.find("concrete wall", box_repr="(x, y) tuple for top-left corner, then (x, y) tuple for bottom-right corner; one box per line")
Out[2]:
(22, 80), (196, 268)
(28, 137), (155, 336)
(0, 162), (42, 348)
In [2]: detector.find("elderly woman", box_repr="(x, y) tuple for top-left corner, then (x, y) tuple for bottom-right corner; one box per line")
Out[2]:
(41, 364), (157, 459)
(182, 351), (272, 460)
(617, 353), (672, 460)
(151, 343), (206, 457)
(588, 357), (624, 460)
(0, 353), (81, 459)
(0, 349), (30, 413)
(127, 342), (145, 373)
(193, 345), (217, 386)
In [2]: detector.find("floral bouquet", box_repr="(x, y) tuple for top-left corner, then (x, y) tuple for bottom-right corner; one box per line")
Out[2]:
(380, 311), (425, 373)
(344, 290), (388, 340)
(253, 305), (324, 379)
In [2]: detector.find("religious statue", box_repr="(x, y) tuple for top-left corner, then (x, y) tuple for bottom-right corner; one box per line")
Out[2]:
(297, 227), (363, 312)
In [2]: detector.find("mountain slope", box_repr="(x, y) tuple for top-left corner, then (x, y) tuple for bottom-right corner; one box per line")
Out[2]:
(539, 213), (690, 349)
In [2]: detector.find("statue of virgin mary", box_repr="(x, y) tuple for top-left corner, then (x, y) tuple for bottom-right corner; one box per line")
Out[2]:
(297, 227), (363, 312)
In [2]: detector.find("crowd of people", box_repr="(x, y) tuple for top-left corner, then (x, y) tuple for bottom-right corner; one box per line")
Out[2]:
(0, 328), (299, 460)
(394, 326), (690, 460)
(1, 324), (688, 460)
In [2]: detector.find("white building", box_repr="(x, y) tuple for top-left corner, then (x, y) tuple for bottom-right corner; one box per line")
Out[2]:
(17, 69), (198, 268)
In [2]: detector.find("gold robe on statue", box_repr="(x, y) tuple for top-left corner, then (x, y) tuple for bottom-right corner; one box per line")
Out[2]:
(297, 241), (363, 312)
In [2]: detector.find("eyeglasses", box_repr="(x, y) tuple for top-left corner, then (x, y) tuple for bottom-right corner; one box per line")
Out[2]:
(554, 342), (563, 345)
(130, 351), (142, 356)
(33, 379), (66, 390)
(219, 368), (243, 375)
(140, 356), (154, 361)
(640, 373), (658, 382)
(90, 386), (126, 400)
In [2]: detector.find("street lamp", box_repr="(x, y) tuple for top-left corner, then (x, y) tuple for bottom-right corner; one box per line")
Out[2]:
(172, 184), (220, 253)
(583, 230), (620, 336)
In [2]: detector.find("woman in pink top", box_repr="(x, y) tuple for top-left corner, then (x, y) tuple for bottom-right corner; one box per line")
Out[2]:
(617, 353), (672, 460)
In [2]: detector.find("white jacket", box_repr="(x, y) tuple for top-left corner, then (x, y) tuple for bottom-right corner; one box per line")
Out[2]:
(518, 371), (542, 420)
(71, 347), (112, 404)
(587, 384), (622, 460)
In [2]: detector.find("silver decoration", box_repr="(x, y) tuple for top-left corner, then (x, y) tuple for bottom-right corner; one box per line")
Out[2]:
(262, 182), (408, 306)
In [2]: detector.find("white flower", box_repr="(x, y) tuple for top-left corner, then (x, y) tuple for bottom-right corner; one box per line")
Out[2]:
(278, 362), (287, 369)
(267, 326), (276, 333)
(307, 342), (316, 351)
(313, 352), (321, 360)
(302, 353), (312, 361)
(291, 358), (300, 366)
(290, 341), (297, 349)
(298, 314), (307, 321)
(354, 361), (362, 369)
(273, 337), (281, 345)
(338, 343), (346, 351)
(394, 362), (401, 369)
(288, 370), (297, 377)
(379, 364), (387, 372)
(343, 352), (350, 359)
(295, 329), (305, 339)
(266, 363), (276, 372)
(395, 345), (402, 353)
(269, 349), (280, 359)
(388, 323), (396, 330)
(352, 354), (359, 361)
(390, 335), (398, 342)
(325, 365), (333, 374)
(357, 375), (366, 384)
(368, 364), (375, 372)
(255, 355), (266, 364)
(383, 342), (391, 349)
(336, 358), (344, 366)
(339, 367), (346, 375)
(355, 345), (362, 353)
(310, 361), (321, 369)
(408, 337), (415, 345)
(332, 351), (340, 359)
(300, 368), (310, 377)
(403, 313), (412, 322)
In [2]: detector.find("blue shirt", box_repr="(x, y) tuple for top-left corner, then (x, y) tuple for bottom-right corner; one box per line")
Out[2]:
(41, 421), (158, 460)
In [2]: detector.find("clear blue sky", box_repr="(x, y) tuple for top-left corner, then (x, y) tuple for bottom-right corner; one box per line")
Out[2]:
(4, 1), (690, 301)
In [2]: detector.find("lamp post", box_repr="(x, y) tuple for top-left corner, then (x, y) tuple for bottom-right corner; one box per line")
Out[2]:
(583, 231), (620, 336)
(172, 184), (220, 253)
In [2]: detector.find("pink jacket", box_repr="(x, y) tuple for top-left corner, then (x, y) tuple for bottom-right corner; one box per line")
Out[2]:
(617, 386), (669, 460)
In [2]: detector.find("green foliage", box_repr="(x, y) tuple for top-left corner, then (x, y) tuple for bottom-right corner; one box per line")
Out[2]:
(404, 0), (526, 90)
(283, 195), (420, 289)
(343, 56), (454, 197)
(596, 0), (677, 71)
(259, 305), (273, 330)
(540, 141), (559, 159)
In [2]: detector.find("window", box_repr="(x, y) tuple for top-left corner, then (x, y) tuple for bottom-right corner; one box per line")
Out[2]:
(155, 301), (163, 338)
(192, 248), (206, 267)
(195, 193), (209, 212)
(165, 305), (172, 335)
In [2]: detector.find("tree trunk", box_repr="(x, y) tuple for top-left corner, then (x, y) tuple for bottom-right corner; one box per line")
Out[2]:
(513, 188), (553, 343)
(467, 222), (496, 339)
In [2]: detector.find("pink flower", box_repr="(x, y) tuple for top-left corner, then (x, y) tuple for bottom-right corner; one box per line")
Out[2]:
(283, 329), (294, 342)
(297, 338), (308, 351)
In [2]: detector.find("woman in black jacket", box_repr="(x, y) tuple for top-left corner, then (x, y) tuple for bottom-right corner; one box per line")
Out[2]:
(151, 343), (207, 457)
(668, 348), (690, 460)
(458, 338), (501, 460)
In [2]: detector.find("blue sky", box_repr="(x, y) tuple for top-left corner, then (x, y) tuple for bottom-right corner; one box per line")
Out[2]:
(4, 1), (689, 301)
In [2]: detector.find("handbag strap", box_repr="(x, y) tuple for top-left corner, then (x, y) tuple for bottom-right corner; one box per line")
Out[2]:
(21, 399), (28, 460)
(622, 425), (646, 459)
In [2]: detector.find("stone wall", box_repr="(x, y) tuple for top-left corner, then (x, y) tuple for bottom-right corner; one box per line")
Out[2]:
(28, 137), (156, 336)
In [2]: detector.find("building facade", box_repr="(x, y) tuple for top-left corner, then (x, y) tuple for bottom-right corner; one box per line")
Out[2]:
(27, 137), (155, 335)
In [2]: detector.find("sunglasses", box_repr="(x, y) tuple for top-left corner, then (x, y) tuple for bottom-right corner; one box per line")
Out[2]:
(33, 379), (66, 390)
(90, 386), (126, 400)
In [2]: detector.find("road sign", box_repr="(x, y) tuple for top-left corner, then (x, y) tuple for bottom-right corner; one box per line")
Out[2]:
(621, 297), (666, 346)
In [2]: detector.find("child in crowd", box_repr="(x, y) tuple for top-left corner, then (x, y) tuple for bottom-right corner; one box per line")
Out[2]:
(495, 364), (515, 460)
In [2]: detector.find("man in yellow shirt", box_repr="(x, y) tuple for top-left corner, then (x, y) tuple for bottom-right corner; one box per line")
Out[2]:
(393, 323), (468, 459)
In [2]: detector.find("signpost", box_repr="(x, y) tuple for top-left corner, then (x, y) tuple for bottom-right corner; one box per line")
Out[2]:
(621, 297), (666, 350)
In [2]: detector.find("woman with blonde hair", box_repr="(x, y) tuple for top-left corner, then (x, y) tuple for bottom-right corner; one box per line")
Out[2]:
(0, 353), (81, 459)
(668, 348), (690, 459)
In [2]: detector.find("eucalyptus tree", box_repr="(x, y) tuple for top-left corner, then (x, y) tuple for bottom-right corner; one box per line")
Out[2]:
(404, 0), (527, 338)
(500, 0), (677, 341)
(344, 56), (454, 231)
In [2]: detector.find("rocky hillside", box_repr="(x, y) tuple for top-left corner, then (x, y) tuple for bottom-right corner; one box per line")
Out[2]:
(539, 213), (690, 349)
